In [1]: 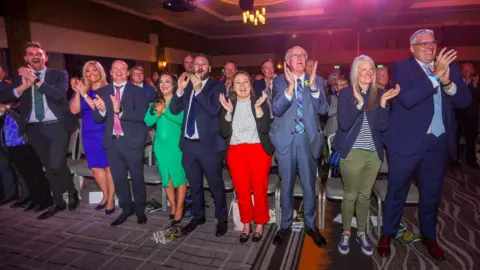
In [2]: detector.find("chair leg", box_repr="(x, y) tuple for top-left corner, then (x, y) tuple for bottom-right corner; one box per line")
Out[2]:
(321, 193), (327, 230)
(317, 192), (321, 229)
(377, 198), (382, 239)
(275, 185), (281, 227)
(162, 188), (167, 212)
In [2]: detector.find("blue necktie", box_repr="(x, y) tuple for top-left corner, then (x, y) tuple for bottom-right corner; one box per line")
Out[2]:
(423, 64), (445, 137)
(295, 78), (305, 134)
(186, 92), (197, 137)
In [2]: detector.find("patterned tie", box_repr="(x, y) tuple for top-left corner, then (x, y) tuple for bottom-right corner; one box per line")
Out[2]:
(33, 72), (44, 121)
(295, 78), (305, 134)
(186, 92), (197, 137)
(113, 85), (124, 135)
(423, 64), (445, 137)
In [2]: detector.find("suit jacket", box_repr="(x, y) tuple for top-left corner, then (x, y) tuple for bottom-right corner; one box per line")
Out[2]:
(220, 98), (273, 156)
(253, 79), (266, 97)
(333, 86), (389, 160)
(0, 69), (77, 134)
(387, 57), (471, 158)
(269, 73), (328, 160)
(142, 84), (156, 102)
(170, 78), (225, 153)
(93, 82), (148, 149)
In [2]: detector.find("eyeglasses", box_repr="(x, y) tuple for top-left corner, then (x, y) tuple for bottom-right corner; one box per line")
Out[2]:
(412, 40), (438, 47)
(291, 53), (307, 59)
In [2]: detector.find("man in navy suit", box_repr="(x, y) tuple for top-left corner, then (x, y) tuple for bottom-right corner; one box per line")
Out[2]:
(378, 29), (471, 260)
(270, 46), (328, 247)
(93, 60), (149, 226)
(220, 61), (237, 99)
(130, 66), (156, 102)
(170, 55), (228, 236)
(253, 60), (275, 118)
(0, 42), (78, 220)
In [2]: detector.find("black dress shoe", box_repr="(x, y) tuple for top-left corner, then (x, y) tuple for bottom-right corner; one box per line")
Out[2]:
(136, 212), (147, 224)
(111, 211), (134, 226)
(24, 202), (39, 212)
(273, 227), (291, 246)
(34, 202), (51, 213)
(0, 195), (18, 206)
(37, 203), (66, 220)
(68, 192), (79, 211)
(216, 220), (228, 237)
(252, 232), (263, 242)
(11, 197), (31, 209)
(181, 218), (206, 235)
(239, 232), (250, 243)
(306, 227), (327, 247)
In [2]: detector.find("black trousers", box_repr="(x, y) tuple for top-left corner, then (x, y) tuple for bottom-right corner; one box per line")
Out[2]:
(456, 112), (479, 165)
(0, 149), (15, 198)
(8, 144), (52, 204)
(26, 122), (75, 205)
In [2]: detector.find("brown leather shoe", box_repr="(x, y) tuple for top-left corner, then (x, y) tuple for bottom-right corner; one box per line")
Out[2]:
(422, 238), (445, 261)
(377, 234), (391, 257)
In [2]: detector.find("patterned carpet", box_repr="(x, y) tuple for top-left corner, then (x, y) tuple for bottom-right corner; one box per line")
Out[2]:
(371, 166), (480, 270)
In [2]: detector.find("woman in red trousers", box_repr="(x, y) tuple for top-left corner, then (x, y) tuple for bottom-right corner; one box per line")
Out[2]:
(219, 71), (273, 243)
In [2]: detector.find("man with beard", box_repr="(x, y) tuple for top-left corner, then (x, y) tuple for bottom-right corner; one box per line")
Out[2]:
(0, 41), (78, 220)
(270, 46), (328, 247)
(170, 55), (228, 236)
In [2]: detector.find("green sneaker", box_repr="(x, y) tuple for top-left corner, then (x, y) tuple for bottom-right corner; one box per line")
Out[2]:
(395, 229), (421, 244)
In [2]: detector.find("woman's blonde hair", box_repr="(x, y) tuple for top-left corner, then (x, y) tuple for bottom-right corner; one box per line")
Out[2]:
(350, 55), (378, 110)
(231, 71), (255, 100)
(82, 61), (108, 89)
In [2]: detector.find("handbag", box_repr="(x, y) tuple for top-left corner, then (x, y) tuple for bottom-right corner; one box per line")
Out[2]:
(329, 114), (362, 176)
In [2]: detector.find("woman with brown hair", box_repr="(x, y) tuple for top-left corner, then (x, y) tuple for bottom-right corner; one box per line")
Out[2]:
(219, 71), (273, 243)
(70, 61), (115, 214)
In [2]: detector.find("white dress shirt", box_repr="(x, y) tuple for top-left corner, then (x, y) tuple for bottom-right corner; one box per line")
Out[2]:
(99, 83), (125, 135)
(14, 68), (58, 122)
(178, 78), (209, 139)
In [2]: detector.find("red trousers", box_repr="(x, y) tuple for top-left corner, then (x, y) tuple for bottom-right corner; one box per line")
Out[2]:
(227, 143), (272, 225)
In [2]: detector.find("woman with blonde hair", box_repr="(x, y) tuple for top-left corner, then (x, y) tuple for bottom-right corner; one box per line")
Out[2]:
(333, 55), (400, 255)
(219, 71), (273, 243)
(70, 61), (115, 214)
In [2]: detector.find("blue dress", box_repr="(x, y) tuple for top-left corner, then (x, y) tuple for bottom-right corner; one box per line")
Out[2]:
(81, 90), (109, 168)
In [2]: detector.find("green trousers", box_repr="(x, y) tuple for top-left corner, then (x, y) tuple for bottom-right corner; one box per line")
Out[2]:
(339, 148), (381, 232)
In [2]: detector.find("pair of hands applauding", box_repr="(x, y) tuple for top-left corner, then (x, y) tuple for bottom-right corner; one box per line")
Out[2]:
(16, 66), (42, 95)
(177, 72), (203, 95)
(352, 84), (401, 109)
(71, 78), (120, 113)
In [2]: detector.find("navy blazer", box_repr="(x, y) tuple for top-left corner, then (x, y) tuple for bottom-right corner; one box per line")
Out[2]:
(93, 82), (148, 149)
(142, 84), (156, 102)
(253, 79), (266, 97)
(333, 86), (389, 160)
(386, 57), (471, 158)
(0, 69), (77, 134)
(170, 78), (225, 153)
(269, 73), (328, 160)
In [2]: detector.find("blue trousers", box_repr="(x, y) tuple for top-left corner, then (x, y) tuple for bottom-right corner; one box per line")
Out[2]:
(383, 134), (448, 240)
(277, 133), (318, 229)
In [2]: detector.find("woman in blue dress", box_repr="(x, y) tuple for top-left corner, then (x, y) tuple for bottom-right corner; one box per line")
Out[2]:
(70, 61), (115, 214)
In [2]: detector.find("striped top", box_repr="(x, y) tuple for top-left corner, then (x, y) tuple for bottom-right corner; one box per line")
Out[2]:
(230, 99), (261, 145)
(352, 110), (376, 151)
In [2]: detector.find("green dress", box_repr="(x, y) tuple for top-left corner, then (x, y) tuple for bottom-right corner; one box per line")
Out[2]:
(144, 101), (186, 188)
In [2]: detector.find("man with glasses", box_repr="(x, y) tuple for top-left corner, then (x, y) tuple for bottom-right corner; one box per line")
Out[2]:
(270, 46), (328, 247)
(254, 59), (276, 117)
(378, 29), (471, 260)
(130, 66), (156, 102)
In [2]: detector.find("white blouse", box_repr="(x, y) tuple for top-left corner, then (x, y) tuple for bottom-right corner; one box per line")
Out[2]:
(230, 99), (261, 145)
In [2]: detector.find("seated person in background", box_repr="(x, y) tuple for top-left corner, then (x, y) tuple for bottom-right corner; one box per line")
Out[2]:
(325, 75), (348, 138)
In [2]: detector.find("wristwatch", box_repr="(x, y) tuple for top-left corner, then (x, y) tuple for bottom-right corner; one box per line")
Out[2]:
(81, 93), (88, 99)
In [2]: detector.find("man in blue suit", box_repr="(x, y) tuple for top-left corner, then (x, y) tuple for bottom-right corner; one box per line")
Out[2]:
(378, 29), (471, 260)
(130, 66), (156, 102)
(170, 55), (228, 237)
(93, 60), (149, 226)
(270, 46), (328, 247)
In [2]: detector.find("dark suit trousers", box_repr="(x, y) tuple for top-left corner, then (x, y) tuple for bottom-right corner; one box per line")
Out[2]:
(456, 111), (479, 165)
(8, 144), (52, 204)
(383, 134), (448, 240)
(0, 149), (16, 198)
(26, 122), (75, 205)
(107, 138), (146, 213)
(182, 139), (227, 221)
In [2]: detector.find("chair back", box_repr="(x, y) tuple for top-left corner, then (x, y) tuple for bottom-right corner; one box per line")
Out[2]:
(327, 134), (335, 178)
(68, 129), (80, 160)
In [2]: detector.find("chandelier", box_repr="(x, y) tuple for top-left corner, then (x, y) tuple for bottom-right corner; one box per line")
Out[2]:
(242, 7), (266, 25)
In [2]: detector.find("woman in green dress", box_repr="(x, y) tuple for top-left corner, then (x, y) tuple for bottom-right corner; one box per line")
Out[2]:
(144, 72), (187, 226)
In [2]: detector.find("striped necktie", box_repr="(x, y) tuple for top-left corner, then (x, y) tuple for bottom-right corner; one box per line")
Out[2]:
(295, 78), (305, 134)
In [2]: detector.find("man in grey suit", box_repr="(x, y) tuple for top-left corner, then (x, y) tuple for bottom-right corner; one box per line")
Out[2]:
(270, 46), (328, 247)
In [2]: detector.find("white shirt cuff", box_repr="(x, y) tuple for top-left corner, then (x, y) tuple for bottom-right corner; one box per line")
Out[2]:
(285, 91), (293, 101)
(311, 91), (320, 99)
(99, 110), (106, 117)
(14, 88), (22, 98)
(444, 82), (457, 95)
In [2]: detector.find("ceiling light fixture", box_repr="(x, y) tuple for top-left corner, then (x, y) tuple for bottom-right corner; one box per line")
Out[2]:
(242, 7), (266, 25)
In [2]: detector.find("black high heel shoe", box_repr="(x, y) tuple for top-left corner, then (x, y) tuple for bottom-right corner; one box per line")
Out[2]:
(252, 232), (263, 242)
(239, 232), (250, 243)
(94, 202), (107, 211)
(105, 207), (115, 215)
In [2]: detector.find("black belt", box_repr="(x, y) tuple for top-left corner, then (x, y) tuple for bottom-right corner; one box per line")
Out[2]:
(185, 138), (200, 142)
(28, 120), (60, 126)
(112, 135), (124, 139)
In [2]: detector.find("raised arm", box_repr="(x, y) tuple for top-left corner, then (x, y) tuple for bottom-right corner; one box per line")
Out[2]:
(144, 103), (159, 127)
(337, 87), (363, 131)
